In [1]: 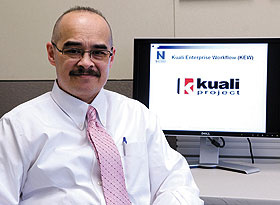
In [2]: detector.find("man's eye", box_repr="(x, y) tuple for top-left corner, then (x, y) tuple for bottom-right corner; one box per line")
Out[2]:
(64, 49), (82, 55)
(92, 50), (107, 56)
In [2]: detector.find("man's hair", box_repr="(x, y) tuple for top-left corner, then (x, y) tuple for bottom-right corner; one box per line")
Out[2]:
(51, 6), (113, 45)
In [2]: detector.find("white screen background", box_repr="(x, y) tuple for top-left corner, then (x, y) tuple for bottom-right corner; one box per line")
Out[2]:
(149, 43), (268, 133)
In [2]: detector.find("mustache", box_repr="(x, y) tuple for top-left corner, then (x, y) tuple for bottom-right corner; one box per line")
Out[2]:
(69, 67), (101, 77)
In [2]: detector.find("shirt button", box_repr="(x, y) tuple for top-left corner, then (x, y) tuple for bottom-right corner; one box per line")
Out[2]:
(97, 181), (102, 186)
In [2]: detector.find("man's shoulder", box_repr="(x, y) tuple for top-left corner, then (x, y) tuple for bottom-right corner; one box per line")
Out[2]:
(101, 89), (158, 121)
(103, 89), (146, 109)
(2, 92), (52, 120)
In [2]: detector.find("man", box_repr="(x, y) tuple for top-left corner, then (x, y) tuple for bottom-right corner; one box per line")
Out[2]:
(0, 6), (203, 204)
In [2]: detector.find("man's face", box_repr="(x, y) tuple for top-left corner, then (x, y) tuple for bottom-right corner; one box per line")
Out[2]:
(47, 11), (115, 103)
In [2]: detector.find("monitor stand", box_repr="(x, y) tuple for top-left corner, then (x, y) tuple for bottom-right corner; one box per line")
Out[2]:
(189, 137), (260, 174)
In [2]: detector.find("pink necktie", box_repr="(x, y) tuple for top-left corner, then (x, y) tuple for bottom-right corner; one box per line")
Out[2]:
(86, 106), (131, 205)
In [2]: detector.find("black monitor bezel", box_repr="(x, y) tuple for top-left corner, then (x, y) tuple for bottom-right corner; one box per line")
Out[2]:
(133, 38), (280, 138)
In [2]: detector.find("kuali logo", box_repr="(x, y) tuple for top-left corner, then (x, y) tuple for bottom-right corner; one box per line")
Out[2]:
(177, 78), (240, 96)
(177, 78), (194, 94)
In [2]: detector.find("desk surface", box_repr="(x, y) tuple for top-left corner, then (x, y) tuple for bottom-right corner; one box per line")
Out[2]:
(190, 159), (280, 205)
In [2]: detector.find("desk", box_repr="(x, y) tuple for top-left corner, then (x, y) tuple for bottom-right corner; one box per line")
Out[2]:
(190, 159), (280, 205)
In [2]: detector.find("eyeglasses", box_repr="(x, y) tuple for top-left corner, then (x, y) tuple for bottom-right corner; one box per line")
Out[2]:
(51, 42), (113, 61)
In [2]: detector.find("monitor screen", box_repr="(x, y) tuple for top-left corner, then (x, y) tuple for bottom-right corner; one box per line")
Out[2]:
(133, 38), (280, 138)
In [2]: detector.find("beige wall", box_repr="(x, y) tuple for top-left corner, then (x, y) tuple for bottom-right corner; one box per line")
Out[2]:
(1, 0), (280, 80)
(175, 0), (280, 38)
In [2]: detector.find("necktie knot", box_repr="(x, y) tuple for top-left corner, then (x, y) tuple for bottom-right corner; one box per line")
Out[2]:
(87, 106), (97, 123)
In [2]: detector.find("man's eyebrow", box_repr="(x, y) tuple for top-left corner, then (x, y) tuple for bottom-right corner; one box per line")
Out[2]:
(63, 42), (109, 50)
(92, 44), (109, 50)
(63, 41), (82, 48)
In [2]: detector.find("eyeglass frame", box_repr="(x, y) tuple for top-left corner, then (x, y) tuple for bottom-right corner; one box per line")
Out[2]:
(51, 41), (113, 61)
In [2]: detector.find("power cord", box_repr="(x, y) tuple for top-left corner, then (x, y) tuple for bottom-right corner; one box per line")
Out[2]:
(247, 138), (255, 164)
(207, 137), (225, 148)
(207, 137), (255, 164)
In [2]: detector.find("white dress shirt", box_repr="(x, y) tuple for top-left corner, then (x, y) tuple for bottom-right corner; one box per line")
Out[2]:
(0, 82), (203, 205)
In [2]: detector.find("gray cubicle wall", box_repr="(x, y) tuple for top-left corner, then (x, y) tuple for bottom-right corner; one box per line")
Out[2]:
(1, 80), (279, 159)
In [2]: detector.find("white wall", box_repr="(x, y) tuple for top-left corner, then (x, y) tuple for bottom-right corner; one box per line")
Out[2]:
(1, 0), (280, 80)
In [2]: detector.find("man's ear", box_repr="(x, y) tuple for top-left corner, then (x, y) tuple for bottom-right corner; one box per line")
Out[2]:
(46, 42), (56, 66)
(108, 47), (116, 69)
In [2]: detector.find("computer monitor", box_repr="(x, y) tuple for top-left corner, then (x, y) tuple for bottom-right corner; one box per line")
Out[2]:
(133, 38), (280, 174)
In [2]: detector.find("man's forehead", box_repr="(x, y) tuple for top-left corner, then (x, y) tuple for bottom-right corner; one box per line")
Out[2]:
(60, 13), (104, 31)
(56, 11), (111, 46)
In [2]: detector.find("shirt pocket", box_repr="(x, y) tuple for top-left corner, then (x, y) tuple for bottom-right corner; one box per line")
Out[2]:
(123, 141), (146, 157)
(121, 142), (150, 199)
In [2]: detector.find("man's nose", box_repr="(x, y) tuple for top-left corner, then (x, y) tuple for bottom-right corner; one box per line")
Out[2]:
(77, 52), (95, 69)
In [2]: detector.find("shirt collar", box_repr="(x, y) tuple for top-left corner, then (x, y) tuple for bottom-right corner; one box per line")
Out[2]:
(90, 88), (108, 128)
(50, 81), (108, 130)
(50, 81), (89, 130)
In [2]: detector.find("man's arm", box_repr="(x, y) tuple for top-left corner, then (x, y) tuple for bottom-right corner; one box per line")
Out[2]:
(0, 116), (25, 204)
(147, 114), (203, 205)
